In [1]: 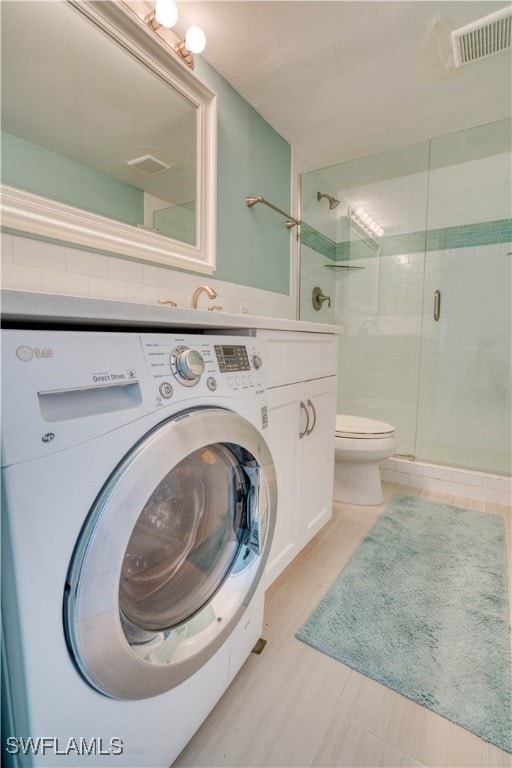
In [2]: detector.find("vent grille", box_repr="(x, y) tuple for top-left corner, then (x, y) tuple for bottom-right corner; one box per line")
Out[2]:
(451, 6), (512, 67)
(126, 154), (171, 175)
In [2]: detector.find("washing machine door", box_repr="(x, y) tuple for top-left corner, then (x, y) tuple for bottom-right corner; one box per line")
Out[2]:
(65, 407), (276, 700)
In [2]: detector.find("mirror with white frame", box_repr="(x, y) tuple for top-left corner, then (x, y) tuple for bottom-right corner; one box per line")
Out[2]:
(0, 0), (217, 273)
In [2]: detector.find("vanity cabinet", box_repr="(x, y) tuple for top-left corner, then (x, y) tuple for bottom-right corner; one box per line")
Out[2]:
(260, 331), (338, 587)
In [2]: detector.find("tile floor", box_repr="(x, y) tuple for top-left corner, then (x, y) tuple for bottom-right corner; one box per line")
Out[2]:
(174, 482), (511, 768)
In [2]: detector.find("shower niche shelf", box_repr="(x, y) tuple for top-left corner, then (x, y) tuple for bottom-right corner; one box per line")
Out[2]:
(324, 265), (365, 270)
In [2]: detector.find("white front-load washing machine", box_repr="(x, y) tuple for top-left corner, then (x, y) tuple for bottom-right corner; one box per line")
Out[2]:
(1, 329), (276, 767)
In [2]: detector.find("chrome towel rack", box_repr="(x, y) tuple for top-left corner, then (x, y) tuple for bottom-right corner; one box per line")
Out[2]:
(245, 196), (300, 229)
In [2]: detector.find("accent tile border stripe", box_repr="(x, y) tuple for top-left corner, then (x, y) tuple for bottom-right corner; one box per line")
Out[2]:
(302, 218), (512, 260)
(300, 222), (337, 260)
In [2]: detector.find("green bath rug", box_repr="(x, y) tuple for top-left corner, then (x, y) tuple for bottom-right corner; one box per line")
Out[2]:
(296, 493), (512, 753)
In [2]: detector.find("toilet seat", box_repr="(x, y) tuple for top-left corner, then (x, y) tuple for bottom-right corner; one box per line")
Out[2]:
(335, 414), (395, 439)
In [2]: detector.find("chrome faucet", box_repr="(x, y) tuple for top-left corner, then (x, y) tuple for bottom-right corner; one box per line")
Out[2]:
(191, 285), (218, 309)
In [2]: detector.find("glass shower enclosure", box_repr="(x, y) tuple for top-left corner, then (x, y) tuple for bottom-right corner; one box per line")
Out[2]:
(300, 118), (511, 476)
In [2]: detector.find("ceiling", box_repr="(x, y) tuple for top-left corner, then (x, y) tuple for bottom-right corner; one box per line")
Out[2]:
(176, 1), (512, 171)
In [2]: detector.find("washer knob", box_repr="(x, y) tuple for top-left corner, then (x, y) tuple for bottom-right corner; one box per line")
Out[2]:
(252, 354), (263, 370)
(175, 348), (205, 381)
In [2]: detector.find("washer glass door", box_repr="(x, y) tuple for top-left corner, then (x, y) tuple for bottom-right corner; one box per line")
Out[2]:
(65, 407), (276, 700)
(120, 443), (247, 633)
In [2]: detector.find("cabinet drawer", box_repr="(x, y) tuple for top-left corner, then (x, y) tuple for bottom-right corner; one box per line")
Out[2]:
(258, 331), (338, 388)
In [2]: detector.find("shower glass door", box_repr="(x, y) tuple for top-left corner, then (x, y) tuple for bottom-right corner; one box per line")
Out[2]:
(415, 121), (512, 475)
(299, 117), (511, 476)
(300, 142), (431, 457)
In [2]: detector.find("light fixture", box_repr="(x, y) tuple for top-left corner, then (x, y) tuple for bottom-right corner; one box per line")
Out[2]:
(185, 25), (207, 54)
(144, 0), (206, 69)
(348, 206), (385, 239)
(154, 0), (178, 28)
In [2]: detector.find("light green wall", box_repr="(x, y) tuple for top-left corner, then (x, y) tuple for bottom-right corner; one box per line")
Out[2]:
(195, 59), (292, 294)
(1, 131), (144, 226)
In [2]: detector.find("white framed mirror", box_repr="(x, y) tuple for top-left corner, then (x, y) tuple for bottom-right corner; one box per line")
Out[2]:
(0, 0), (217, 274)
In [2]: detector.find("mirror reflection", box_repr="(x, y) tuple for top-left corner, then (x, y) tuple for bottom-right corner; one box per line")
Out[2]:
(1, 0), (198, 246)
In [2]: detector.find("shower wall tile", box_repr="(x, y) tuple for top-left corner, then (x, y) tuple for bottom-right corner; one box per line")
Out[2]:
(327, 135), (511, 480)
(336, 240), (511, 474)
(299, 244), (336, 324)
(427, 152), (511, 229)
(304, 150), (512, 262)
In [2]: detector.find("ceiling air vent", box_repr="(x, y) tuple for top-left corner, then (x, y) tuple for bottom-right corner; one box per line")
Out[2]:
(451, 6), (512, 67)
(126, 154), (171, 175)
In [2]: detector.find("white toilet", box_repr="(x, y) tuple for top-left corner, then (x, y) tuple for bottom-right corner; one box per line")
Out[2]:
(334, 415), (397, 505)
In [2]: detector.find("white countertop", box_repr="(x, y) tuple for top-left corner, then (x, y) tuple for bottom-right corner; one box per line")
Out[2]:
(1, 289), (339, 334)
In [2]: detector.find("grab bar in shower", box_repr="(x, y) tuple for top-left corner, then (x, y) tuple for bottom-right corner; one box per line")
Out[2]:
(434, 290), (441, 321)
(245, 196), (301, 229)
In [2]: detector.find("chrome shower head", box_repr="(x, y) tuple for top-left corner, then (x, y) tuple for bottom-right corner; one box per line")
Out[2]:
(317, 191), (340, 210)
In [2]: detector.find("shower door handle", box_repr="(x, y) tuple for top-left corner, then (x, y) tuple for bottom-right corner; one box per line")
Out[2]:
(434, 290), (441, 321)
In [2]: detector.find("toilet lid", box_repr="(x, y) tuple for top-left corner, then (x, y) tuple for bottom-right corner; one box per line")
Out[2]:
(336, 414), (395, 438)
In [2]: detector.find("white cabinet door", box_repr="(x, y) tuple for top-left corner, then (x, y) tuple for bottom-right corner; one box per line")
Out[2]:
(264, 382), (303, 587)
(300, 376), (337, 546)
(264, 376), (336, 588)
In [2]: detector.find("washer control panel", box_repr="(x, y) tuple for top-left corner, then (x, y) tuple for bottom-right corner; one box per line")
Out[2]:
(170, 345), (206, 387)
(214, 344), (250, 373)
(140, 334), (265, 405)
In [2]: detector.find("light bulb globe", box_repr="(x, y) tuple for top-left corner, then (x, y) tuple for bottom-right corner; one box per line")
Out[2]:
(155, 0), (178, 28)
(185, 25), (206, 53)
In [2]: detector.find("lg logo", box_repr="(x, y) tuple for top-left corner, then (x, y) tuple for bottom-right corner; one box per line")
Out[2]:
(16, 346), (53, 361)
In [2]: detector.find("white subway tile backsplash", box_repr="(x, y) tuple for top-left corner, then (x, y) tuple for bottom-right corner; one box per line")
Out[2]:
(66, 248), (108, 278)
(42, 270), (89, 297)
(89, 276), (128, 301)
(172, 270), (197, 292)
(143, 264), (174, 288)
(157, 286), (187, 307)
(13, 237), (66, 271)
(1, 262), (42, 291)
(108, 256), (144, 284)
(1, 233), (13, 262)
(125, 282), (159, 304)
(4, 234), (293, 320)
